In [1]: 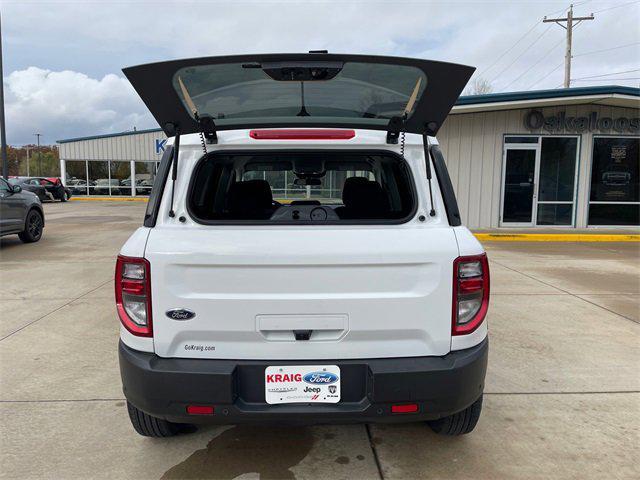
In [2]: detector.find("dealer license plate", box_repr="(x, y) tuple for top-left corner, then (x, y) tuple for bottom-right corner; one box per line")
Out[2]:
(265, 365), (341, 405)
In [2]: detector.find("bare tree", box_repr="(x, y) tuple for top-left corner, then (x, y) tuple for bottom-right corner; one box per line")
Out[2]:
(464, 77), (494, 95)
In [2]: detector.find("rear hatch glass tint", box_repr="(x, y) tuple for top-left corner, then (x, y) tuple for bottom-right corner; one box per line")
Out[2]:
(174, 62), (426, 127)
(123, 54), (474, 136)
(188, 151), (416, 224)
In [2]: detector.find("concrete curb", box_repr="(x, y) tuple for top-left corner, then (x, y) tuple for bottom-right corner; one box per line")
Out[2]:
(70, 197), (148, 202)
(474, 233), (640, 242)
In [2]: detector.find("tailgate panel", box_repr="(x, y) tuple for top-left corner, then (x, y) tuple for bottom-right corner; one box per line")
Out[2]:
(146, 227), (458, 360)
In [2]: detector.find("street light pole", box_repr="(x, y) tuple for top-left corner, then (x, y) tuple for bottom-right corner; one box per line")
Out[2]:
(34, 133), (41, 176)
(0, 13), (8, 179)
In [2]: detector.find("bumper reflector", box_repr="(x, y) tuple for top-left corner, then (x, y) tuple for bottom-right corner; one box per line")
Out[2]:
(391, 403), (418, 414)
(186, 405), (215, 415)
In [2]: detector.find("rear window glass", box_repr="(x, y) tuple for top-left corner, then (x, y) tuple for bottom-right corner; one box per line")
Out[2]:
(188, 152), (416, 224)
(173, 62), (426, 129)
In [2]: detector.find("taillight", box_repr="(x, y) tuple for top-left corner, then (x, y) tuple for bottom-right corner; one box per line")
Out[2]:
(249, 129), (356, 140)
(115, 255), (152, 337)
(452, 254), (489, 336)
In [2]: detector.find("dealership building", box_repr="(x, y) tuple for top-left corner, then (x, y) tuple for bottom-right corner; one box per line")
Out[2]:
(58, 85), (639, 228)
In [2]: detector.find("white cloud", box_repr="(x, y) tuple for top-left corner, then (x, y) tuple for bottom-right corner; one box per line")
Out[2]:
(2, 0), (639, 145)
(4, 67), (155, 145)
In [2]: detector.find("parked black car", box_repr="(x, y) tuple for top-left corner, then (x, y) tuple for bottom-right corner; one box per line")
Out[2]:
(8, 177), (71, 202)
(0, 177), (45, 242)
(9, 177), (46, 201)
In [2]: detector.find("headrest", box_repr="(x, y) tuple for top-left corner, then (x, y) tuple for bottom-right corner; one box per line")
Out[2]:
(341, 177), (390, 213)
(227, 180), (273, 215)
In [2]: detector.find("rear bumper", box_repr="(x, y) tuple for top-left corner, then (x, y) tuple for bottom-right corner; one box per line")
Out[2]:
(119, 338), (488, 425)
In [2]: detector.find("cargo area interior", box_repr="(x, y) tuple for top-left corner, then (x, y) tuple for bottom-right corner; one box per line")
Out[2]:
(188, 151), (416, 222)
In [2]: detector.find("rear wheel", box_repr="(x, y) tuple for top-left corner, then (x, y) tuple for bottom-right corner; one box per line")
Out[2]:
(126, 401), (183, 437)
(427, 395), (483, 435)
(18, 209), (44, 243)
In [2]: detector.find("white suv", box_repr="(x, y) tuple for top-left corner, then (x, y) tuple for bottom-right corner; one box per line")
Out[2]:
(116, 53), (489, 437)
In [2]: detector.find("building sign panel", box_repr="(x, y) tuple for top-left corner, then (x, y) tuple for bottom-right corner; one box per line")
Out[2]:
(524, 110), (640, 134)
(155, 139), (167, 154)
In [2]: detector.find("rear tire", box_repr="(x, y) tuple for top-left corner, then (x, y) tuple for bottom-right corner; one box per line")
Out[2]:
(428, 395), (483, 435)
(18, 209), (44, 243)
(126, 401), (183, 437)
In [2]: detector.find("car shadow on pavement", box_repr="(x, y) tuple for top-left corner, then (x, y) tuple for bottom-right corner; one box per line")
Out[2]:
(0, 236), (26, 251)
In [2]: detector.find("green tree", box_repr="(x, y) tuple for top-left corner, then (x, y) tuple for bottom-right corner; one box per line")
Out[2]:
(6, 145), (60, 177)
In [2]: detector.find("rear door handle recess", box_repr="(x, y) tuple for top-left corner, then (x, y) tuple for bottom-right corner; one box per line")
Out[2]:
(256, 314), (348, 342)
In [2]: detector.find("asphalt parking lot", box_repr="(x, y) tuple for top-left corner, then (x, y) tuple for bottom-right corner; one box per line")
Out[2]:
(1, 201), (639, 480)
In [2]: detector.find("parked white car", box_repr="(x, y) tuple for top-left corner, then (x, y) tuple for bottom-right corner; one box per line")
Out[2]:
(116, 53), (489, 437)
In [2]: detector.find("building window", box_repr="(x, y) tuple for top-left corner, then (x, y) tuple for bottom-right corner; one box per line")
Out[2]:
(88, 161), (110, 196)
(64, 160), (163, 196)
(65, 160), (88, 196)
(135, 162), (157, 196)
(110, 161), (131, 196)
(588, 137), (639, 226)
(501, 135), (579, 227)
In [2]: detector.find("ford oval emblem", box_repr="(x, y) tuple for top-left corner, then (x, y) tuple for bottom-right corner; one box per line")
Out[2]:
(303, 371), (338, 385)
(165, 308), (196, 321)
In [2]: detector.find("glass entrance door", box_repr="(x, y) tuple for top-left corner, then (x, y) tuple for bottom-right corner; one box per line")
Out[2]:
(501, 136), (579, 227)
(536, 137), (578, 225)
(501, 147), (538, 226)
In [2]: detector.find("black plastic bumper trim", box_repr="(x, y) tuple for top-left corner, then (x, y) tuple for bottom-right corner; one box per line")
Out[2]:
(119, 338), (488, 425)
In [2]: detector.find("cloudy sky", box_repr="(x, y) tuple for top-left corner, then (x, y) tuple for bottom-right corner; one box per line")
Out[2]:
(2, 0), (639, 145)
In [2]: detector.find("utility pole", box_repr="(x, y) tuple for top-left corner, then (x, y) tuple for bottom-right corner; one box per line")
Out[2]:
(34, 133), (41, 176)
(0, 13), (8, 179)
(544, 4), (594, 88)
(26, 146), (30, 176)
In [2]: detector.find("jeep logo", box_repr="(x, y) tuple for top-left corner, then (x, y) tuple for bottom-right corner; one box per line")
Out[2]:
(165, 309), (196, 320)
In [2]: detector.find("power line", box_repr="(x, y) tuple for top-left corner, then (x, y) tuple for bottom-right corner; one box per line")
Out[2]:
(502, 37), (565, 90)
(527, 62), (564, 90)
(593, 0), (639, 14)
(572, 68), (640, 80)
(572, 78), (640, 81)
(573, 42), (640, 57)
(475, 21), (542, 78)
(543, 4), (595, 87)
(475, 2), (588, 79)
(515, 13), (590, 91)
(489, 24), (553, 83)
(546, 0), (591, 17)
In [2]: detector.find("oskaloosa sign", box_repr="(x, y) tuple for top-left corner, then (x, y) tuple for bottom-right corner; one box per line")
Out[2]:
(524, 110), (640, 134)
